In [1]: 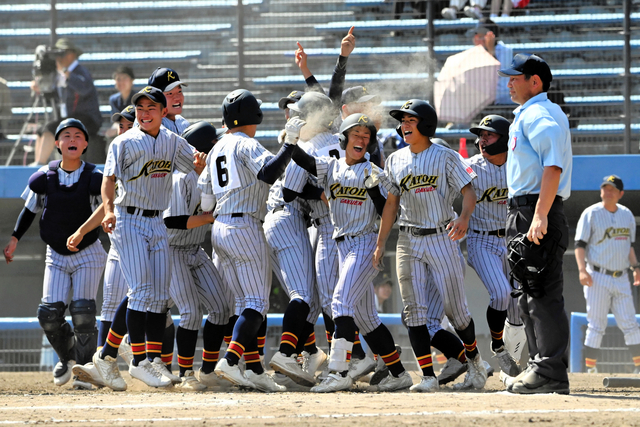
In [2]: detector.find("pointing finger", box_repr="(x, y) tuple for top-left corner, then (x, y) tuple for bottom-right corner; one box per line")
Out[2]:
(348, 26), (355, 35)
(296, 41), (304, 50)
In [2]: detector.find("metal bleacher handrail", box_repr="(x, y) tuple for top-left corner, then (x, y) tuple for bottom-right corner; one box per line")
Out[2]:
(0, 50), (202, 63)
(0, 0), (261, 12)
(315, 13), (640, 32)
(0, 23), (232, 38)
(283, 40), (640, 57)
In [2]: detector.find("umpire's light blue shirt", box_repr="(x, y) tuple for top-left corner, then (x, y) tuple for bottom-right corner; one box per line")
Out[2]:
(506, 92), (572, 200)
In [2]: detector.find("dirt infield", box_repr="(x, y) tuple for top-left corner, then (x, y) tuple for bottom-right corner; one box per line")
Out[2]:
(1, 371), (640, 426)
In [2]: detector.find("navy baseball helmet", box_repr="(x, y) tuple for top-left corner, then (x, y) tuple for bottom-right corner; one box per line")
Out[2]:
(389, 99), (438, 137)
(55, 118), (89, 154)
(222, 89), (263, 129)
(289, 91), (334, 129)
(470, 115), (510, 155)
(338, 113), (378, 153)
(181, 121), (226, 154)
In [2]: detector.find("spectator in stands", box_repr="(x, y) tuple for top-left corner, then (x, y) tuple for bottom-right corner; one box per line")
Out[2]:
(490, 0), (512, 17)
(442, 0), (487, 20)
(106, 66), (136, 139)
(31, 39), (103, 165)
(0, 76), (10, 140)
(374, 279), (394, 313)
(393, 1), (427, 19)
(467, 18), (514, 105)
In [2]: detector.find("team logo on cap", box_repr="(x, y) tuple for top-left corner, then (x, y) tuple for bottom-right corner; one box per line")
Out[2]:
(288, 91), (298, 98)
(167, 71), (176, 81)
(357, 115), (369, 124)
(402, 101), (413, 110)
(143, 86), (153, 93)
(480, 117), (492, 127)
(125, 106), (134, 113)
(607, 175), (616, 182)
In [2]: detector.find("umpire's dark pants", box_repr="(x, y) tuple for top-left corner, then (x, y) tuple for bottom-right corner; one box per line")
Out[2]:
(507, 195), (570, 382)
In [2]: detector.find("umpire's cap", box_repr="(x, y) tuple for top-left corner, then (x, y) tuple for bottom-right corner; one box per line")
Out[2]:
(389, 99), (438, 137)
(181, 121), (226, 154)
(111, 105), (136, 123)
(55, 118), (89, 142)
(338, 113), (378, 153)
(498, 53), (552, 87)
(132, 86), (167, 108)
(222, 89), (263, 129)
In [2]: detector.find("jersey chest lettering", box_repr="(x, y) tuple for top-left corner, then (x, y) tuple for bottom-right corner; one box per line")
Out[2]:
(596, 226), (631, 244)
(329, 183), (367, 203)
(478, 187), (508, 203)
(128, 159), (172, 181)
(399, 173), (438, 194)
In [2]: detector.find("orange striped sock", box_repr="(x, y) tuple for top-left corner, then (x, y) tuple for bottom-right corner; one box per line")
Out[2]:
(146, 340), (162, 360)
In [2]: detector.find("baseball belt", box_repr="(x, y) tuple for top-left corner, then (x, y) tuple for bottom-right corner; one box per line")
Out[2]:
(472, 228), (506, 238)
(125, 206), (160, 218)
(399, 225), (446, 237)
(591, 265), (625, 278)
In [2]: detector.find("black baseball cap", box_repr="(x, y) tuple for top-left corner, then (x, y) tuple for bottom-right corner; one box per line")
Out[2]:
(278, 90), (303, 110)
(498, 53), (553, 86)
(148, 67), (188, 92)
(132, 86), (167, 108)
(601, 175), (623, 191)
(111, 104), (136, 123)
(341, 86), (381, 106)
(466, 18), (500, 38)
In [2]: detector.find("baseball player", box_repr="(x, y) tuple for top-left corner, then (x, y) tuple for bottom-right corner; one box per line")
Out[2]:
(373, 99), (488, 392)
(161, 121), (233, 390)
(197, 88), (308, 392)
(466, 115), (522, 377)
(290, 113), (412, 392)
(147, 67), (191, 134)
(575, 175), (640, 374)
(73, 86), (205, 391)
(283, 92), (376, 381)
(4, 119), (106, 390)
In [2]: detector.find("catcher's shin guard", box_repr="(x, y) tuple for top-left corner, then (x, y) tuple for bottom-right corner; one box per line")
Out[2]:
(70, 299), (98, 365)
(38, 301), (76, 362)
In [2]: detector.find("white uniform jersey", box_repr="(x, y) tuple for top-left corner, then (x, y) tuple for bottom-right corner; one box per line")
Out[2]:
(22, 162), (102, 212)
(575, 203), (636, 271)
(467, 154), (508, 231)
(284, 132), (342, 220)
(164, 170), (208, 247)
(134, 115), (190, 135)
(197, 132), (273, 221)
(383, 143), (476, 228)
(315, 157), (387, 238)
(266, 177), (310, 215)
(104, 126), (196, 210)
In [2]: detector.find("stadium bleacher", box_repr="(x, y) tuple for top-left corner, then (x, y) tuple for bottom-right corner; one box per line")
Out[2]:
(0, 0), (638, 163)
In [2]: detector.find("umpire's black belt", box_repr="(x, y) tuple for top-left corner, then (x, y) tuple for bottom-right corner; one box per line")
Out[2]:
(472, 228), (506, 238)
(126, 206), (160, 218)
(591, 264), (626, 278)
(508, 194), (562, 209)
(399, 225), (444, 237)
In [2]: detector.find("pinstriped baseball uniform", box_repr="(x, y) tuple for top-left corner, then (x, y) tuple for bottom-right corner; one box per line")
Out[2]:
(22, 163), (107, 305)
(466, 154), (519, 321)
(284, 132), (343, 317)
(197, 132), (275, 316)
(165, 170), (232, 329)
(382, 143), (476, 330)
(100, 247), (128, 323)
(133, 115), (190, 135)
(576, 203), (640, 348)
(313, 157), (388, 333)
(104, 126), (196, 314)
(264, 178), (320, 324)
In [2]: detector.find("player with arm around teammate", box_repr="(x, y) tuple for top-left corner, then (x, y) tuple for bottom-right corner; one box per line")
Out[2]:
(373, 99), (488, 392)
(4, 119), (106, 389)
(291, 113), (412, 392)
(575, 175), (640, 374)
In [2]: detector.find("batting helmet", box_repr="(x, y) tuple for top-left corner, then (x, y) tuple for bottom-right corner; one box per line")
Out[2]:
(222, 89), (263, 129)
(470, 115), (510, 155)
(181, 121), (226, 155)
(338, 113), (378, 153)
(431, 138), (451, 149)
(55, 118), (89, 154)
(389, 99), (438, 137)
(289, 92), (334, 129)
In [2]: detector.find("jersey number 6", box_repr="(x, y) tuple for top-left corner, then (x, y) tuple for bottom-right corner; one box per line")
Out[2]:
(216, 156), (228, 187)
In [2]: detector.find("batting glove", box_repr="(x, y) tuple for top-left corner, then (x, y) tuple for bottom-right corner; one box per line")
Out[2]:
(284, 118), (306, 145)
(364, 166), (380, 189)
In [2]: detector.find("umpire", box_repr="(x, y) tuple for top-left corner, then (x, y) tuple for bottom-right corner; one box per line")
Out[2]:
(499, 53), (572, 394)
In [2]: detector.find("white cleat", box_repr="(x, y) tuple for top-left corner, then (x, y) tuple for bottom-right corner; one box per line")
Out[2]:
(348, 355), (376, 380)
(129, 359), (172, 388)
(437, 358), (467, 385)
(270, 352), (316, 387)
(151, 358), (181, 384)
(376, 371), (413, 392)
(176, 370), (207, 391)
(311, 373), (353, 393)
(302, 348), (328, 377)
(245, 370), (287, 393)
(197, 368), (229, 388)
(91, 351), (127, 391)
(410, 375), (439, 392)
(214, 358), (255, 388)
(53, 360), (74, 386)
(118, 335), (133, 366)
(453, 354), (487, 390)
(72, 376), (94, 390)
(492, 345), (520, 377)
(72, 362), (106, 388)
